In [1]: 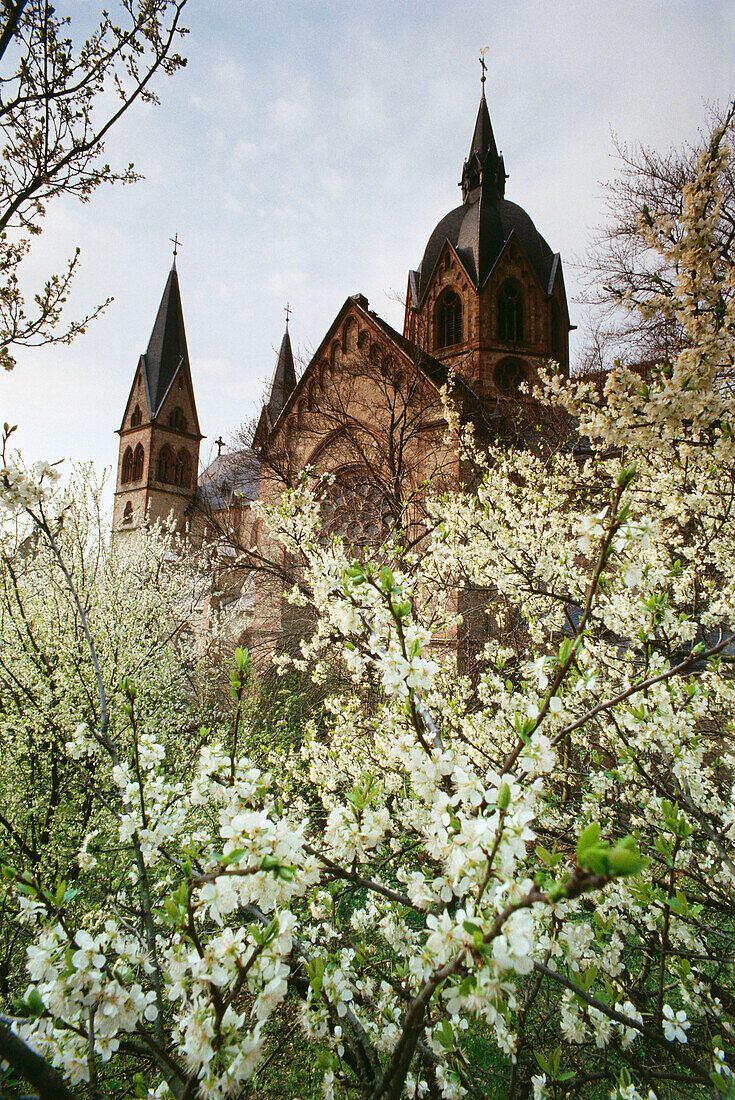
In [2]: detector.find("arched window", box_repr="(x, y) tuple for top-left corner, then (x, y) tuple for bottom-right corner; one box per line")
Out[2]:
(122, 501), (133, 525)
(494, 356), (525, 395)
(132, 444), (144, 481)
(130, 404), (142, 427)
(435, 290), (462, 349)
(319, 472), (393, 551)
(157, 446), (172, 483)
(121, 446), (134, 484)
(174, 449), (191, 488)
(168, 406), (186, 431)
(498, 282), (524, 342)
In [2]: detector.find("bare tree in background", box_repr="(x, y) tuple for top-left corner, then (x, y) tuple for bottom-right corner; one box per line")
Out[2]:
(577, 100), (735, 371)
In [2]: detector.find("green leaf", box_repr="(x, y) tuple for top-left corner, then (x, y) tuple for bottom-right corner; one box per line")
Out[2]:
(547, 881), (568, 902)
(577, 966), (597, 991)
(536, 845), (563, 868)
(439, 1019), (453, 1049)
(615, 463), (637, 488)
(533, 1051), (552, 1075)
(458, 974), (476, 996)
(576, 822), (601, 859)
(26, 988), (44, 1017)
(607, 844), (647, 878)
(308, 957), (325, 996)
(221, 848), (248, 867)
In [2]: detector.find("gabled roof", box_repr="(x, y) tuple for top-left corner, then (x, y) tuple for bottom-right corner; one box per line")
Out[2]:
(260, 295), (478, 445)
(143, 264), (192, 418)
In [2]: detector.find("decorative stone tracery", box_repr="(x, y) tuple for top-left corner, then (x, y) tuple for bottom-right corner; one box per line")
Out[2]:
(319, 472), (393, 550)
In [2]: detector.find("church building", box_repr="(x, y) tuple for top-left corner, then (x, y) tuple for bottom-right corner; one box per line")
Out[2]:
(113, 85), (572, 654)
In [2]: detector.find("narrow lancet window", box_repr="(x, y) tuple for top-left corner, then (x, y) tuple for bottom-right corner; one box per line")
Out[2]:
(435, 290), (462, 349)
(498, 282), (524, 342)
(132, 444), (144, 481)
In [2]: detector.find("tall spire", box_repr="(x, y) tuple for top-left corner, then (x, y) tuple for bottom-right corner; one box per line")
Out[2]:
(143, 264), (191, 416)
(266, 324), (296, 425)
(461, 91), (506, 202)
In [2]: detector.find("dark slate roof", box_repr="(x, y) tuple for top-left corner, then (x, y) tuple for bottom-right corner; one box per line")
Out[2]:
(143, 264), (190, 417)
(196, 450), (261, 511)
(411, 93), (555, 303)
(415, 196), (555, 303)
(265, 328), (296, 425)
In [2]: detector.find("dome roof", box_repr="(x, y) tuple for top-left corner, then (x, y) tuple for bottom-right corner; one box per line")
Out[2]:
(411, 93), (557, 304)
(416, 195), (555, 301)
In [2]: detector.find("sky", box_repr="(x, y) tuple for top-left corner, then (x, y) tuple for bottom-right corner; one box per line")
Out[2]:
(2, 0), (735, 497)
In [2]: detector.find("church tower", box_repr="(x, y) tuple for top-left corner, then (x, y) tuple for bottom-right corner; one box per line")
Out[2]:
(113, 261), (202, 534)
(404, 86), (571, 402)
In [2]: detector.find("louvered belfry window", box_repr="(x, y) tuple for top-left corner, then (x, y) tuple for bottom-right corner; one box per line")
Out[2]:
(121, 447), (134, 484)
(435, 290), (462, 349)
(498, 282), (524, 342)
(132, 444), (145, 481)
(157, 447), (172, 483)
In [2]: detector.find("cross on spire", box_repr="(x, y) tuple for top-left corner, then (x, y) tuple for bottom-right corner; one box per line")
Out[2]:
(284, 302), (292, 330)
(479, 46), (488, 89)
(215, 435), (225, 458)
(170, 233), (182, 262)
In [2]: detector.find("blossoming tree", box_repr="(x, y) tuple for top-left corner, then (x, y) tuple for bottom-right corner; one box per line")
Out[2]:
(3, 106), (735, 1100)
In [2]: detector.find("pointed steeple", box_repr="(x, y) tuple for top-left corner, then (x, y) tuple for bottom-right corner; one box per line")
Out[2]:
(468, 93), (497, 162)
(461, 92), (507, 202)
(143, 264), (191, 417)
(266, 327), (296, 425)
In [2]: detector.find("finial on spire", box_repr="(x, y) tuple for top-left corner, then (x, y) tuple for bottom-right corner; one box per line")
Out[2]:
(479, 46), (488, 90)
(170, 233), (181, 264)
(284, 301), (292, 330)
